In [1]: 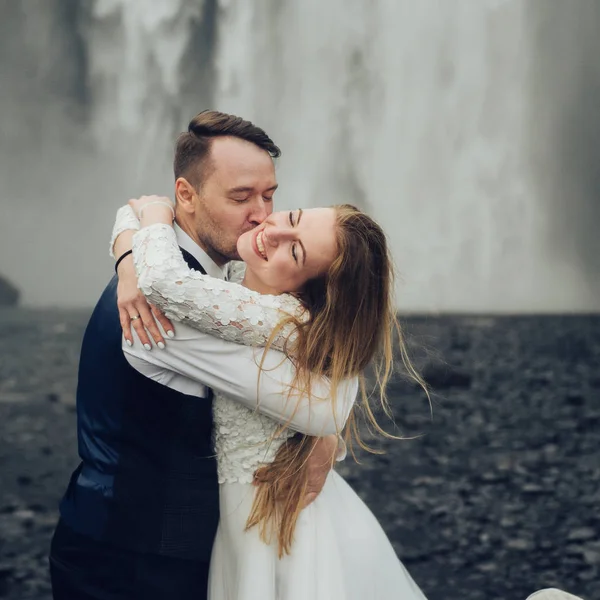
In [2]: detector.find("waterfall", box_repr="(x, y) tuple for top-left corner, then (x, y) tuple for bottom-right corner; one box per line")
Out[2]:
(0, 0), (598, 311)
(85, 0), (213, 183)
(211, 0), (540, 312)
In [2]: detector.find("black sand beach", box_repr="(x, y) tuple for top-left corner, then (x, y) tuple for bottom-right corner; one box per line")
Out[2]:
(0, 309), (598, 600)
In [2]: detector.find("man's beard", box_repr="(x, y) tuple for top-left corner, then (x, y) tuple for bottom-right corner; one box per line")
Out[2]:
(205, 235), (241, 264)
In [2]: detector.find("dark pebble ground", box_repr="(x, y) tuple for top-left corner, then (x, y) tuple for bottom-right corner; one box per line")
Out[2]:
(0, 308), (598, 600)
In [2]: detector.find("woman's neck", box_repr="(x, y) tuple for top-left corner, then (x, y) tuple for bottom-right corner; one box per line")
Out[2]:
(241, 269), (281, 296)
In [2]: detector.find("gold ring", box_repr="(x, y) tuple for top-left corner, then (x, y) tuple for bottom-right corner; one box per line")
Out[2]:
(130, 315), (141, 321)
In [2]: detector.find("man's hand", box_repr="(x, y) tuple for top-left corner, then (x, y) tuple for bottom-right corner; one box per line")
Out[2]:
(303, 434), (339, 507)
(117, 255), (174, 348)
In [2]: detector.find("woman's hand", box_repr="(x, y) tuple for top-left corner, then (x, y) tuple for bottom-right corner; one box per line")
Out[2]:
(112, 198), (175, 347)
(128, 195), (175, 225)
(117, 254), (174, 349)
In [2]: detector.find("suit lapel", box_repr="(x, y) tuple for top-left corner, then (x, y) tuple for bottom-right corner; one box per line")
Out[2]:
(179, 247), (207, 275)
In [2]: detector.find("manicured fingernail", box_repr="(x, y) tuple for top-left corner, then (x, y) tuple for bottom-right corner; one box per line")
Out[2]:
(166, 330), (175, 338)
(144, 343), (152, 351)
(157, 342), (165, 350)
(126, 339), (133, 347)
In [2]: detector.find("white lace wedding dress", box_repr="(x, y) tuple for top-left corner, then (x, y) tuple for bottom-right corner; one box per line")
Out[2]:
(130, 222), (427, 600)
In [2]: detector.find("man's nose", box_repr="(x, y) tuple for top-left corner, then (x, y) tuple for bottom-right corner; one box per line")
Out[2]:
(248, 198), (270, 227)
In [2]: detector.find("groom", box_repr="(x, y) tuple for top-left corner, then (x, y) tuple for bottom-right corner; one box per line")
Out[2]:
(49, 110), (343, 600)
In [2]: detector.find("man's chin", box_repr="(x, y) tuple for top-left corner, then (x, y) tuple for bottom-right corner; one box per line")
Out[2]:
(207, 245), (239, 266)
(222, 245), (243, 262)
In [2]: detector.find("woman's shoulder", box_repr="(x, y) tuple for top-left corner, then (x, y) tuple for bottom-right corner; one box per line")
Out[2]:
(278, 293), (307, 321)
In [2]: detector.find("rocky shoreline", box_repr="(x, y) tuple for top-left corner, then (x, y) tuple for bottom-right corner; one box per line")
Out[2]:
(0, 276), (19, 307)
(0, 309), (598, 600)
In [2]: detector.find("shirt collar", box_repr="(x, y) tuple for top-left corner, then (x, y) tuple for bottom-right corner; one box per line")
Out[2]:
(174, 223), (228, 280)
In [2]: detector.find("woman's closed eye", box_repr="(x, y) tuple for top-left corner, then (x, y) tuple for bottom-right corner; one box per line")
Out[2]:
(289, 211), (301, 264)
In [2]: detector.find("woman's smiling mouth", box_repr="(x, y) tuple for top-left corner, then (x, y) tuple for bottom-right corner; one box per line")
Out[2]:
(254, 229), (268, 261)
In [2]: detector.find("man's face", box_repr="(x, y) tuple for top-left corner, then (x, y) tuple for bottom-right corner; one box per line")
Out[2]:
(187, 136), (277, 263)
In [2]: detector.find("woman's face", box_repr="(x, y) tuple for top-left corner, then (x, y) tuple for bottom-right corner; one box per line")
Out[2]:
(237, 207), (337, 294)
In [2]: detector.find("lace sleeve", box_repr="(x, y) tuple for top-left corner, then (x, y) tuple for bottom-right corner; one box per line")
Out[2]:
(132, 224), (306, 352)
(109, 205), (140, 258)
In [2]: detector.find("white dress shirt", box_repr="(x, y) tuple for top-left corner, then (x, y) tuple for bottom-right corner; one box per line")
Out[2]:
(122, 224), (357, 439)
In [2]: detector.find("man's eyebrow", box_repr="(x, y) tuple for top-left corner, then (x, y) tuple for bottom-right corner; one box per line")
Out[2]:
(228, 186), (254, 194)
(228, 184), (279, 194)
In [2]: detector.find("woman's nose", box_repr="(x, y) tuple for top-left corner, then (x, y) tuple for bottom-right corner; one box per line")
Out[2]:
(263, 226), (294, 245)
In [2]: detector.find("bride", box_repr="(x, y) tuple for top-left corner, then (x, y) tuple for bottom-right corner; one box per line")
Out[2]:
(111, 195), (428, 600)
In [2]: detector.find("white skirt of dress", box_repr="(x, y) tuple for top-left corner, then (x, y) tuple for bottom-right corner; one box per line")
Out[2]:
(208, 471), (427, 600)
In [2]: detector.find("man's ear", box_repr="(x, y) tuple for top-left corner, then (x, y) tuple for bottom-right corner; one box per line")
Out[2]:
(174, 178), (198, 214)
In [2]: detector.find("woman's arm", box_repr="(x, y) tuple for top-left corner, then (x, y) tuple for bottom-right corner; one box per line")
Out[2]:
(119, 199), (358, 436)
(110, 204), (174, 347)
(124, 330), (357, 436)
(110, 205), (140, 259)
(124, 197), (357, 435)
(129, 197), (306, 354)
(111, 201), (356, 435)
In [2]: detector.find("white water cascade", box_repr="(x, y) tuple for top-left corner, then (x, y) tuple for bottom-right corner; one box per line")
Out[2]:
(0, 0), (598, 311)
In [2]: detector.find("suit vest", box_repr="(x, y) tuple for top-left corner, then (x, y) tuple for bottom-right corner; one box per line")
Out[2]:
(59, 250), (219, 560)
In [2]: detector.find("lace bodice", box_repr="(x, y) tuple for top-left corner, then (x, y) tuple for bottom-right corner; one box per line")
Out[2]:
(131, 221), (309, 484)
(212, 396), (297, 484)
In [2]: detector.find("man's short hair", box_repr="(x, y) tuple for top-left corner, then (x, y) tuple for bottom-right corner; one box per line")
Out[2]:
(173, 110), (281, 188)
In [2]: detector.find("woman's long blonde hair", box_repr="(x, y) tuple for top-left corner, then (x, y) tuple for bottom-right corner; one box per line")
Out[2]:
(246, 204), (428, 556)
